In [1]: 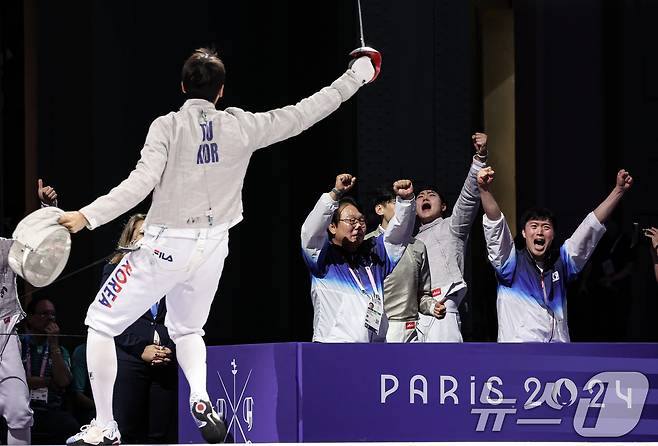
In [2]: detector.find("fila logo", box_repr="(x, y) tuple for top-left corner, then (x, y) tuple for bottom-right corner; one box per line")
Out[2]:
(153, 249), (174, 262)
(552, 271), (560, 282)
(405, 321), (416, 330)
(431, 288), (442, 297)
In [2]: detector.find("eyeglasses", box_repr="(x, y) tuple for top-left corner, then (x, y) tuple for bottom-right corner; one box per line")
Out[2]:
(339, 217), (366, 227)
(35, 311), (56, 318)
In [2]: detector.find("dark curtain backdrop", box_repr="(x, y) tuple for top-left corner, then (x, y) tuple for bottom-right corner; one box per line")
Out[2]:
(1, 0), (656, 352)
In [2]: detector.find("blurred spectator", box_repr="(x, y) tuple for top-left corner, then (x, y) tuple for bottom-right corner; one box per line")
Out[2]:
(645, 227), (658, 283)
(21, 298), (79, 444)
(106, 214), (178, 444)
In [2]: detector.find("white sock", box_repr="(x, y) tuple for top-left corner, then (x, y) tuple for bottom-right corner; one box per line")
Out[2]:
(87, 328), (117, 425)
(176, 334), (209, 402)
(7, 427), (30, 445)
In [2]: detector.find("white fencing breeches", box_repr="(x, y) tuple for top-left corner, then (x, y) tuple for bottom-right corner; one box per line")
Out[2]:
(0, 335), (33, 429)
(85, 224), (230, 342)
(385, 320), (419, 343)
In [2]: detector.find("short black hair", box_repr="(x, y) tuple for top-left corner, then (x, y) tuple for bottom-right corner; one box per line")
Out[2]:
(328, 197), (363, 239)
(181, 47), (226, 102)
(521, 207), (558, 230)
(370, 186), (396, 211)
(415, 184), (449, 215)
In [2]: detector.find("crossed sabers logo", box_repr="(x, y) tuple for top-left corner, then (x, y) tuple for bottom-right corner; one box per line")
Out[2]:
(217, 358), (254, 443)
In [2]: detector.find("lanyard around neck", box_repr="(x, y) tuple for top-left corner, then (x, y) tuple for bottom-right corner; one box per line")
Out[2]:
(348, 265), (377, 296)
(26, 343), (49, 378)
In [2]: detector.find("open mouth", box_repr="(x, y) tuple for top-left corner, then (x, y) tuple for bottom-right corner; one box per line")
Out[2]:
(421, 202), (432, 211)
(533, 238), (546, 249)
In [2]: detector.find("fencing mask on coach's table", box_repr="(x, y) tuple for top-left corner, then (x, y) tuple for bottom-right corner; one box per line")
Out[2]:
(8, 207), (71, 287)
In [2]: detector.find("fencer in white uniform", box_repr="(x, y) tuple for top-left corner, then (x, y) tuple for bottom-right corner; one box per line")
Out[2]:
(59, 47), (381, 445)
(0, 239), (33, 445)
(414, 133), (488, 342)
(0, 181), (61, 445)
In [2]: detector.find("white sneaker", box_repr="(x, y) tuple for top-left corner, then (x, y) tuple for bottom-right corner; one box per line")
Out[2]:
(66, 419), (121, 445)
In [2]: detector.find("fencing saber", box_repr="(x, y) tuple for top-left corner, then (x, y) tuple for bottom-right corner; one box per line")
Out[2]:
(349, 0), (382, 82)
(357, 0), (366, 48)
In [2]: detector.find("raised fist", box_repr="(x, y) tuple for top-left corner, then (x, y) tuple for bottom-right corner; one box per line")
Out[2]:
(334, 174), (356, 193)
(477, 167), (495, 191)
(393, 179), (414, 200)
(472, 132), (488, 156)
(615, 169), (633, 191)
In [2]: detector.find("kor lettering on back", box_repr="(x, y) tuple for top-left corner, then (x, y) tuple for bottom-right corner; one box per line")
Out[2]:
(197, 121), (219, 165)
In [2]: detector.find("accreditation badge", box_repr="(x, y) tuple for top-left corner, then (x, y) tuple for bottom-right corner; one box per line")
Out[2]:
(364, 292), (384, 334)
(30, 387), (48, 402)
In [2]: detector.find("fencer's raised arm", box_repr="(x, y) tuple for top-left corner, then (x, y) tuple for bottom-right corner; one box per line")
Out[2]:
(479, 168), (514, 271)
(381, 180), (415, 263)
(301, 174), (356, 274)
(449, 133), (488, 241)
(230, 56), (377, 152)
(58, 53), (381, 234)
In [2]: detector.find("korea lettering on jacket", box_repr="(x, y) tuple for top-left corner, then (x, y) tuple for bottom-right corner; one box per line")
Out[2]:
(98, 259), (134, 309)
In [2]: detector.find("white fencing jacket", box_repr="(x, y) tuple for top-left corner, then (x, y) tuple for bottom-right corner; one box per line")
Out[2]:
(80, 69), (364, 230)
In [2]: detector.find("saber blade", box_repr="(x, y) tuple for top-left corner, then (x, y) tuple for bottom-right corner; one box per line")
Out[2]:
(357, 0), (366, 47)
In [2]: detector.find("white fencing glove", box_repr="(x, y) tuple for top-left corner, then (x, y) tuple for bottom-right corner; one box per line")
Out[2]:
(348, 46), (381, 84)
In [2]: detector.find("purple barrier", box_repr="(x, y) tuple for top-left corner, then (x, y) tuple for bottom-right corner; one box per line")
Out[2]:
(179, 343), (658, 443)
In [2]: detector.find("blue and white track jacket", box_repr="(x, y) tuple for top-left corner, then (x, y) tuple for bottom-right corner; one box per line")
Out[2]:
(301, 193), (415, 342)
(483, 212), (606, 342)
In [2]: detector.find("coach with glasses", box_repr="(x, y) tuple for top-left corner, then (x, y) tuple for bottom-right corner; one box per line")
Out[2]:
(301, 174), (415, 342)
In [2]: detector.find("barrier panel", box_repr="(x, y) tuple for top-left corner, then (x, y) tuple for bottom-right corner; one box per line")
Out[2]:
(179, 343), (658, 443)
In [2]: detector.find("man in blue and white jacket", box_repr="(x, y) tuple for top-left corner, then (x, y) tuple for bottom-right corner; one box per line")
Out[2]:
(478, 167), (633, 342)
(301, 174), (415, 342)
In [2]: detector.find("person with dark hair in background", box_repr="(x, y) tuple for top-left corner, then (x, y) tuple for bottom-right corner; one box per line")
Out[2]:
(414, 133), (489, 342)
(479, 166), (633, 342)
(645, 227), (658, 283)
(107, 214), (177, 444)
(301, 174), (415, 342)
(366, 186), (446, 342)
(21, 298), (79, 444)
(59, 45), (381, 445)
(0, 179), (58, 445)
